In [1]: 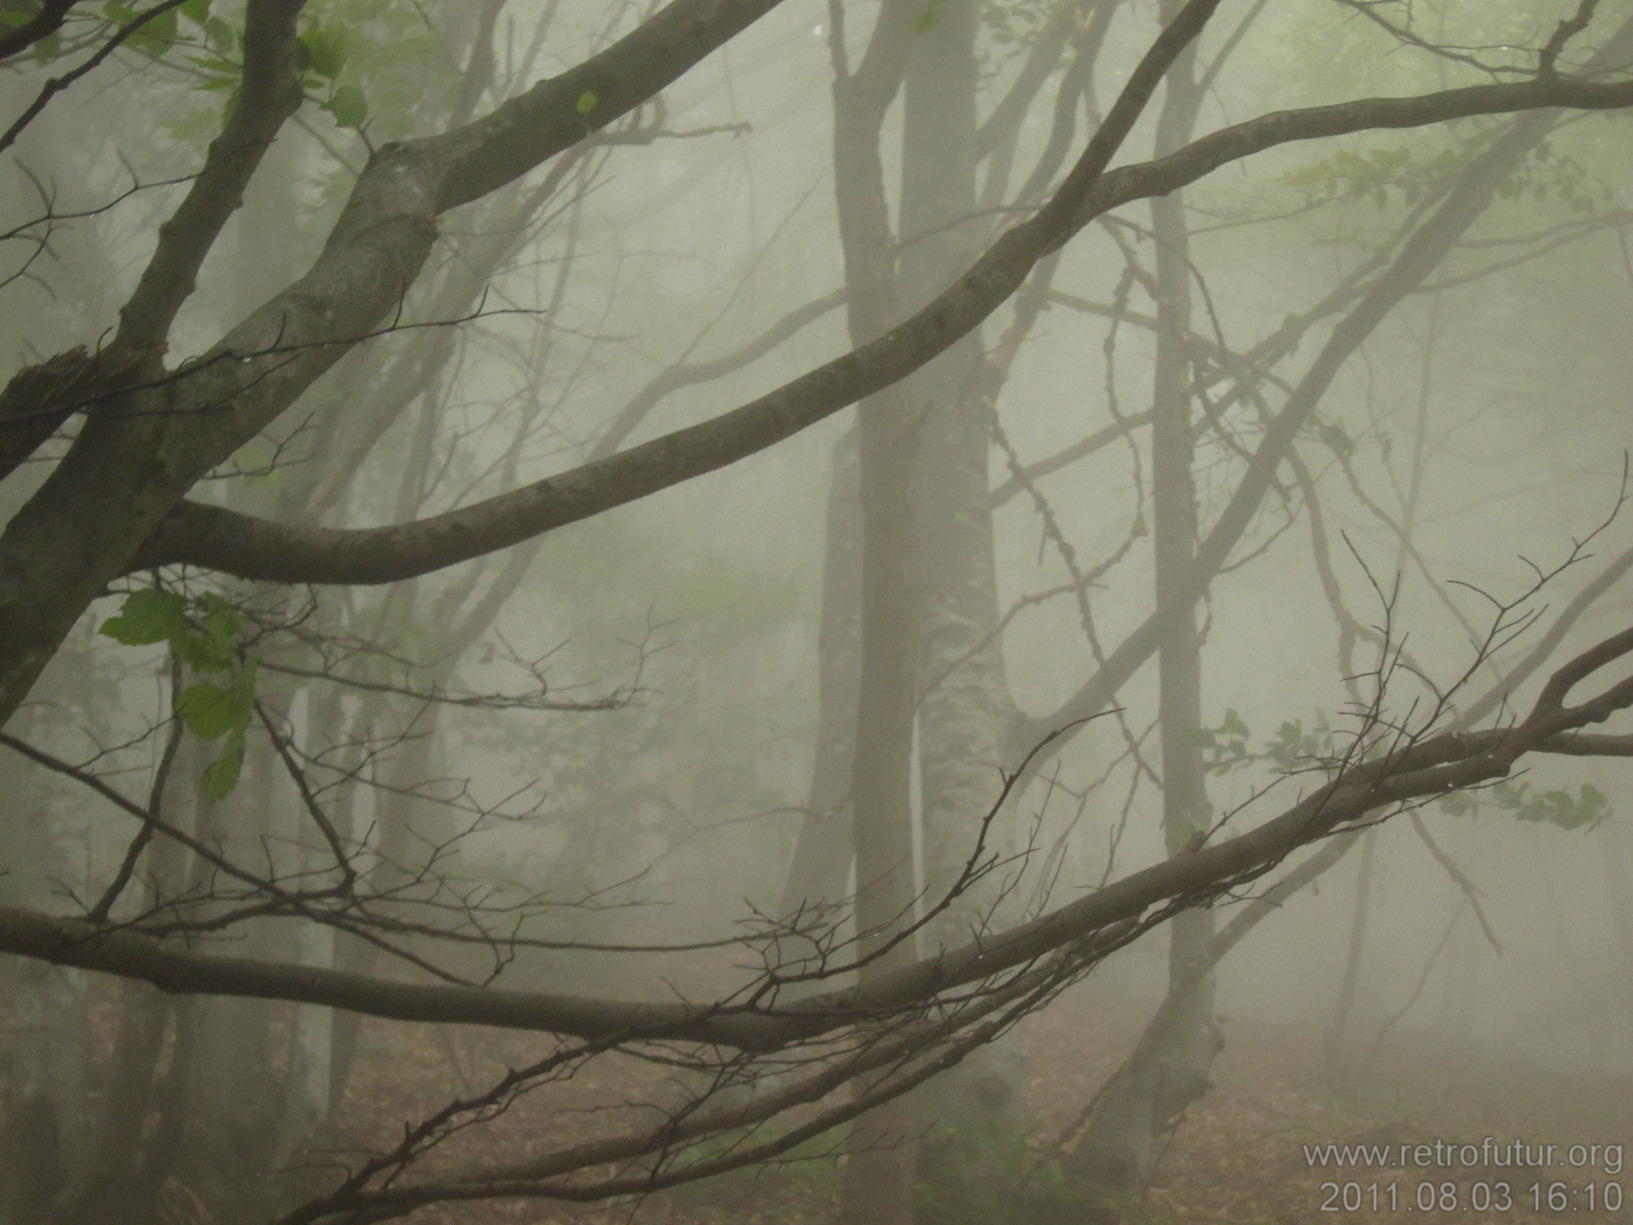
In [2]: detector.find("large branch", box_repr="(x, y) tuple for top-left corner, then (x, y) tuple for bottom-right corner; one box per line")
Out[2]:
(0, 0), (788, 724)
(114, 0), (307, 354)
(3, 624), (1628, 1051)
(135, 70), (1633, 585)
(0, 0), (74, 63)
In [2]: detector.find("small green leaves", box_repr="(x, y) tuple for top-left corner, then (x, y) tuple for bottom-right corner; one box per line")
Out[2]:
(916, 0), (945, 33)
(1193, 707), (1337, 776)
(201, 14), (234, 55)
(201, 729), (247, 801)
(100, 587), (189, 647)
(101, 587), (259, 800)
(175, 657), (257, 739)
(103, 0), (179, 58)
(293, 22), (366, 128)
(298, 25), (349, 80)
(176, 658), (257, 801)
(1189, 707), (1252, 773)
(575, 89), (598, 116)
(1440, 780), (1610, 832)
(324, 84), (368, 129)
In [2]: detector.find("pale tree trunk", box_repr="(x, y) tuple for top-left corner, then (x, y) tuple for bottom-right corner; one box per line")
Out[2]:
(1069, 8), (1219, 1197)
(181, 742), (299, 1218)
(274, 686), (336, 1164)
(1323, 290), (1440, 1086)
(840, 379), (926, 1225)
(778, 423), (861, 933)
(826, 7), (1055, 1219)
(1323, 828), (1378, 1086)
(825, 7), (919, 1223)
(900, 3), (1032, 1221)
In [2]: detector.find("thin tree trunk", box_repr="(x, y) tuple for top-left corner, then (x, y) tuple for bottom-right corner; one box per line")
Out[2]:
(1322, 828), (1378, 1086)
(827, 8), (920, 1223)
(778, 423), (862, 930)
(1070, 6), (1218, 1195)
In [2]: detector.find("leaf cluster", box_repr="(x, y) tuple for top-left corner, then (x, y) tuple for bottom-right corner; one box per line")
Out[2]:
(185, 1), (366, 129)
(1437, 778), (1609, 831)
(99, 586), (258, 799)
(1279, 132), (1616, 216)
(1193, 706), (1614, 834)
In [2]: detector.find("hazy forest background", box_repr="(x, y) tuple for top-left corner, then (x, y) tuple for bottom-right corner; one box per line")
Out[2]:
(0, 1), (1631, 1223)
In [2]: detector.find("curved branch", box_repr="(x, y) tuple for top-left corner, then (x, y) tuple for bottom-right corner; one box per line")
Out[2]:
(133, 70), (1633, 585)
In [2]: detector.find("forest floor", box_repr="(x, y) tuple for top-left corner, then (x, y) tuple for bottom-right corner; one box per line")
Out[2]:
(333, 982), (1632, 1225)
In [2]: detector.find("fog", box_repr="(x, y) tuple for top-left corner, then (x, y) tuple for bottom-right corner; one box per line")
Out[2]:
(0, 2), (1628, 1223)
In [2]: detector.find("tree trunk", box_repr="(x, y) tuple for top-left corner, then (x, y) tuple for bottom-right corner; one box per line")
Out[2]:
(1069, 7), (1219, 1198)
(778, 423), (862, 933)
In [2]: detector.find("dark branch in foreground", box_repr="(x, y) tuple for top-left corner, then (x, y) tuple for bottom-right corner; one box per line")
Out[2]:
(2, 617), (1628, 1056)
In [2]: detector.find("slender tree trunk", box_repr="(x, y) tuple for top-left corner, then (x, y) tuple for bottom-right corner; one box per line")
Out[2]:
(826, 9), (920, 1223)
(778, 423), (862, 930)
(1070, 9), (1219, 1196)
(897, 3), (1033, 1219)
(1322, 828), (1377, 1087)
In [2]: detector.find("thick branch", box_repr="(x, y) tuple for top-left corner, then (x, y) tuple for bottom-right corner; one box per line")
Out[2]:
(114, 0), (307, 353)
(0, 0), (74, 63)
(134, 71), (1633, 585)
(0, 0), (789, 724)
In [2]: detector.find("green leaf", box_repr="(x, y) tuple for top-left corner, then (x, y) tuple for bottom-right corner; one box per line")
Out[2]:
(199, 592), (239, 644)
(203, 14), (235, 55)
(302, 24), (347, 78)
(324, 83), (367, 128)
(109, 2), (178, 57)
(574, 89), (597, 115)
(169, 632), (231, 672)
(180, 0), (211, 22)
(175, 680), (238, 738)
(100, 589), (188, 646)
(175, 657), (256, 739)
(187, 53), (241, 77)
(201, 727), (246, 801)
